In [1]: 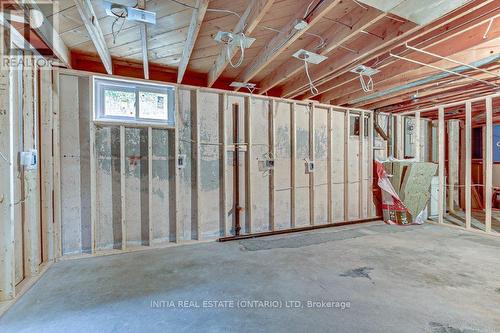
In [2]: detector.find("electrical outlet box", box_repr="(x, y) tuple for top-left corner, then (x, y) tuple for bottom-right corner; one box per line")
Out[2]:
(128, 7), (156, 24)
(305, 159), (315, 173)
(177, 154), (186, 169)
(20, 150), (37, 170)
(350, 65), (379, 76)
(258, 159), (275, 172)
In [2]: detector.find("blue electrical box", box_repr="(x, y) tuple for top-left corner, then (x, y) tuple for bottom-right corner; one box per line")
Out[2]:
(494, 125), (500, 163)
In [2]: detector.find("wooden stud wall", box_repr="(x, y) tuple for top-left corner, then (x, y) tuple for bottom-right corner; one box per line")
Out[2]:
(399, 93), (499, 236)
(51, 69), (377, 257)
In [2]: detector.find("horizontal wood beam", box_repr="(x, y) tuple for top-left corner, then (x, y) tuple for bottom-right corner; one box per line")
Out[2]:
(235, 0), (341, 86)
(177, 0), (209, 84)
(74, 0), (113, 74)
(207, 0), (275, 87)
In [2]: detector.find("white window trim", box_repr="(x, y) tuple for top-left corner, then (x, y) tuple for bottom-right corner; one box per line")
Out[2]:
(92, 76), (176, 128)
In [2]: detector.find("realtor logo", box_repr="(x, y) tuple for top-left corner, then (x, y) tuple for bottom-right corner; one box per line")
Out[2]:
(0, 1), (55, 57)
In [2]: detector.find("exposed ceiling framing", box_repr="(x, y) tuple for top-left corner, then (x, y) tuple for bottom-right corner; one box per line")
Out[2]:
(7, 0), (499, 113)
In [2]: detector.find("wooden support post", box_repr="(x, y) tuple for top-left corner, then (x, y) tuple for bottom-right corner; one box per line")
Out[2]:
(0, 46), (15, 301)
(327, 107), (333, 223)
(465, 102), (472, 229)
(245, 96), (252, 233)
(269, 100), (275, 230)
(368, 112), (374, 217)
(395, 114), (403, 159)
(290, 102), (296, 228)
(438, 107), (445, 224)
(344, 110), (350, 220)
(22, 63), (40, 277)
(359, 111), (365, 219)
(174, 89), (181, 242)
(148, 127), (153, 245)
(120, 125), (126, 249)
(53, 70), (62, 257)
(40, 68), (54, 262)
(220, 94), (228, 236)
(309, 104), (315, 225)
(415, 112), (421, 161)
(485, 97), (493, 233)
(193, 90), (201, 239)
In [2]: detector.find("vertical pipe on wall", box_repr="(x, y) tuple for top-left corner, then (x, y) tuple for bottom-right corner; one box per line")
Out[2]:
(290, 102), (296, 228)
(415, 112), (421, 162)
(485, 97), (493, 233)
(465, 102), (472, 229)
(245, 96), (253, 233)
(120, 125), (126, 249)
(327, 107), (333, 223)
(344, 110), (350, 220)
(438, 107), (445, 224)
(309, 104), (315, 225)
(233, 103), (241, 236)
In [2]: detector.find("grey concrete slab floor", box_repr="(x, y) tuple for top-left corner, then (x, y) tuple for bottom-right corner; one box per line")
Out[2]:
(1, 222), (499, 333)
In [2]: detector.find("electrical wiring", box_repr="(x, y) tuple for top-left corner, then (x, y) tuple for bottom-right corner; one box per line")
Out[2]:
(111, 17), (127, 44)
(359, 73), (374, 92)
(110, 1), (135, 44)
(168, 0), (241, 18)
(304, 31), (326, 50)
(227, 33), (245, 68)
(262, 25), (326, 51)
(303, 60), (319, 95)
(304, 0), (316, 18)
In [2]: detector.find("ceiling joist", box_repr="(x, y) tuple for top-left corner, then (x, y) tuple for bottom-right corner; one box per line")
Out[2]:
(291, 0), (499, 100)
(177, 0), (209, 84)
(74, 0), (113, 74)
(234, 0), (342, 88)
(258, 5), (386, 94)
(207, 0), (275, 87)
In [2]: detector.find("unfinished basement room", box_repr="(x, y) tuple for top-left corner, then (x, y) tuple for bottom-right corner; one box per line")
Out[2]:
(1, 0), (500, 332)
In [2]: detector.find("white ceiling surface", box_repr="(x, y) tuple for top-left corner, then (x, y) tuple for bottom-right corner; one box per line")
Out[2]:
(356, 0), (472, 25)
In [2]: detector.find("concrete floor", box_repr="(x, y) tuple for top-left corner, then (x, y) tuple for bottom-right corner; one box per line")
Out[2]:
(1, 222), (499, 333)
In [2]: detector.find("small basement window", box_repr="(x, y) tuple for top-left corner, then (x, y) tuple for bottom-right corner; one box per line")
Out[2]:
(350, 115), (369, 137)
(94, 77), (175, 125)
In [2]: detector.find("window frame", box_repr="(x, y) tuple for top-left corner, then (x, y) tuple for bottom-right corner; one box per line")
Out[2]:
(93, 76), (175, 127)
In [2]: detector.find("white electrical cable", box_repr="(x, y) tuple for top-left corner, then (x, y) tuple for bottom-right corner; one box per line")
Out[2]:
(227, 33), (245, 68)
(304, 60), (319, 95)
(359, 73), (374, 92)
